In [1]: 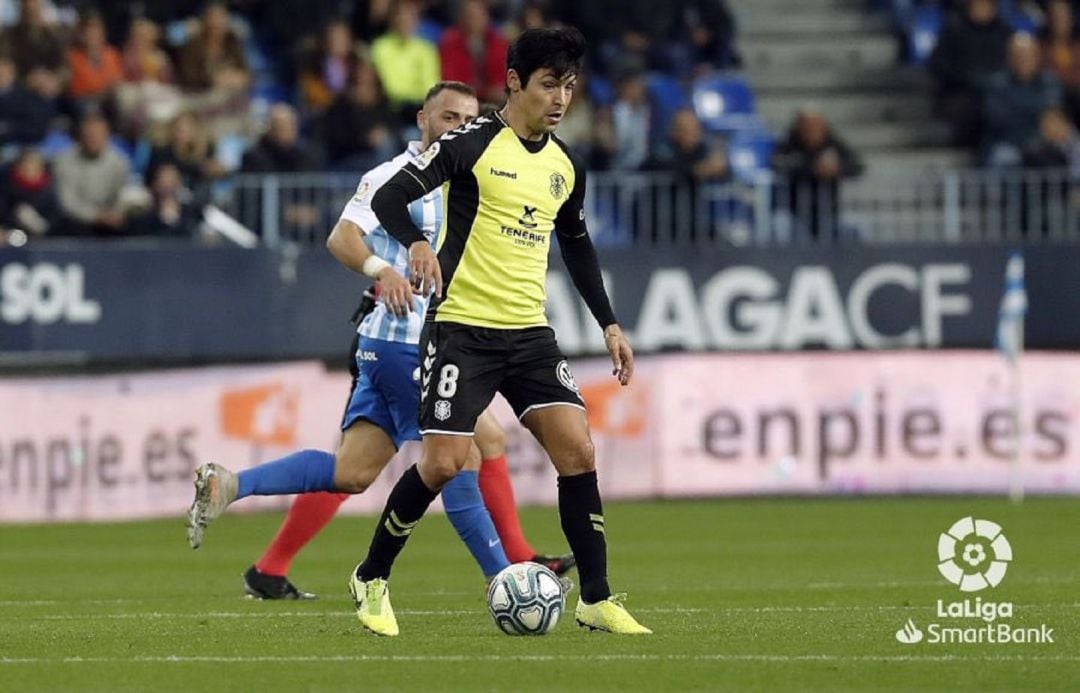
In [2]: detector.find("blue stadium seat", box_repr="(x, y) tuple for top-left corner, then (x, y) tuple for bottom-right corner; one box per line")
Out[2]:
(645, 73), (690, 141)
(906, 6), (942, 65)
(692, 74), (759, 133)
(728, 129), (774, 184)
(37, 131), (73, 159)
(587, 75), (615, 107)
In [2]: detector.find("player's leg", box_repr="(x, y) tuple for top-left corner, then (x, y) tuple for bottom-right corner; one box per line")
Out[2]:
(521, 405), (649, 634)
(241, 338), (418, 596)
(186, 336), (401, 549)
(502, 329), (649, 634)
(441, 440), (510, 580)
(474, 410), (576, 575)
(242, 419), (398, 597)
(349, 322), (501, 636)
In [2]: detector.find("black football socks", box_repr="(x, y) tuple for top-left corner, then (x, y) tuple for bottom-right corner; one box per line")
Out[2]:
(357, 464), (438, 581)
(557, 470), (611, 603)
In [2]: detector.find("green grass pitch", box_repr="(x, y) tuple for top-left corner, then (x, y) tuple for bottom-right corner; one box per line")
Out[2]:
(1, 498), (1077, 691)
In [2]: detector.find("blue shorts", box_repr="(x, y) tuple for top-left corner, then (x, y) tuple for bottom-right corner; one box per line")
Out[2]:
(341, 337), (420, 449)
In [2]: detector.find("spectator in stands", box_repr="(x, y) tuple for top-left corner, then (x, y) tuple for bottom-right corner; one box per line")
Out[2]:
(241, 103), (322, 173)
(129, 163), (201, 237)
(1024, 107), (1080, 173)
(609, 58), (652, 171)
(929, 0), (1012, 147)
(371, 0), (440, 122)
(67, 9), (123, 103)
(646, 108), (730, 184)
(146, 111), (225, 189)
(320, 61), (396, 171)
(121, 17), (173, 84)
(298, 19), (358, 114)
(771, 109), (864, 241)
(1039, 0), (1080, 125)
(0, 147), (58, 240)
(0, 51), (54, 146)
(686, 0), (741, 72)
(175, 1), (250, 94)
(53, 111), (132, 237)
(1, 0), (64, 79)
(983, 33), (1062, 166)
(352, 0), (394, 43)
(439, 0), (508, 104)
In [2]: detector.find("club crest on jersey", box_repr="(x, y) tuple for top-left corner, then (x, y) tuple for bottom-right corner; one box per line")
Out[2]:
(434, 399), (452, 421)
(556, 360), (579, 393)
(550, 172), (566, 200)
(415, 142), (441, 170)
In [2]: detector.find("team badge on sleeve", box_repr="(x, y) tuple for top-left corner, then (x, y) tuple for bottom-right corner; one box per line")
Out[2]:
(549, 172), (566, 200)
(415, 142), (441, 170)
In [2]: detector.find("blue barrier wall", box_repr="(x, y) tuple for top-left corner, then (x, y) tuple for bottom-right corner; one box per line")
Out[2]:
(1, 243), (1076, 364)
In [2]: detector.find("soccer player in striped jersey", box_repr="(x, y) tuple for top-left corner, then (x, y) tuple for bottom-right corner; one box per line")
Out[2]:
(186, 81), (573, 599)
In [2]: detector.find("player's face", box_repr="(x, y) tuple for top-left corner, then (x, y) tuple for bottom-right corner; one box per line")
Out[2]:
(517, 68), (576, 135)
(420, 90), (480, 146)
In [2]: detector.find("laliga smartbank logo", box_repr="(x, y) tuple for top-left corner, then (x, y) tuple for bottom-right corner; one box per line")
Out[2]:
(894, 517), (1054, 646)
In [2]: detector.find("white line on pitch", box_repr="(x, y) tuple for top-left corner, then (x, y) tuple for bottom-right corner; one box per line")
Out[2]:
(3, 654), (1080, 665)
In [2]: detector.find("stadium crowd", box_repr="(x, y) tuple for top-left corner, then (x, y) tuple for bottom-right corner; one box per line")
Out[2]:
(2, 0), (1080, 243)
(0, 0), (741, 242)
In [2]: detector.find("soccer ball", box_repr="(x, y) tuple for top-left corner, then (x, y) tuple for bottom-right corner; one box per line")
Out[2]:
(486, 561), (565, 635)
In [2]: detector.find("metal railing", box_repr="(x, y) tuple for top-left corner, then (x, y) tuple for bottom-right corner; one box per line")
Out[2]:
(215, 169), (1080, 247)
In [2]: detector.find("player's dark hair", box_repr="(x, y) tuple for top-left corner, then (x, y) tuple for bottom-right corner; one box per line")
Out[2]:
(506, 27), (586, 91)
(423, 80), (476, 105)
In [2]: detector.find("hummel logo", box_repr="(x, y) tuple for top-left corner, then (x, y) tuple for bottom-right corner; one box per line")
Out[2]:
(422, 373), (432, 387)
(490, 167), (517, 179)
(423, 356), (435, 370)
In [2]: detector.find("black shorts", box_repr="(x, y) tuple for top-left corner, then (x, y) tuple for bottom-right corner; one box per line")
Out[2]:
(418, 322), (585, 435)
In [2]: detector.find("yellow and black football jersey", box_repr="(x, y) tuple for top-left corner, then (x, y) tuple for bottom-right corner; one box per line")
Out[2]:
(393, 111), (588, 329)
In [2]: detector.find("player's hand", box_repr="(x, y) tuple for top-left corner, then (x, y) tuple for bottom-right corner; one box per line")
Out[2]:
(604, 324), (634, 386)
(408, 241), (443, 298)
(375, 266), (413, 317)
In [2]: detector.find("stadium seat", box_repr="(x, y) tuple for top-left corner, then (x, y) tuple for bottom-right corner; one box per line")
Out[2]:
(905, 6), (941, 65)
(36, 130), (73, 159)
(692, 74), (760, 133)
(416, 19), (445, 45)
(728, 130), (775, 184)
(645, 73), (690, 142)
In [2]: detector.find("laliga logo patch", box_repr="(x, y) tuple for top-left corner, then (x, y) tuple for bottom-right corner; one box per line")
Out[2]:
(415, 142), (441, 170)
(556, 360), (579, 393)
(353, 179), (372, 202)
(937, 517), (1012, 592)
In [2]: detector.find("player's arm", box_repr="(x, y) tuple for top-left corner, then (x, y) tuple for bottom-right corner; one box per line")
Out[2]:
(325, 219), (412, 317)
(554, 158), (634, 386)
(371, 125), (485, 297)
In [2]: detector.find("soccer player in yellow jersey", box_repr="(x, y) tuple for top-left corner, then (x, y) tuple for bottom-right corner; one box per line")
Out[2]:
(349, 26), (650, 636)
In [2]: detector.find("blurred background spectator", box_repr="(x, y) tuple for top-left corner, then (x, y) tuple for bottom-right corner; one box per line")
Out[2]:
(319, 61), (396, 172)
(66, 8), (122, 105)
(53, 111), (131, 237)
(175, 2), (249, 95)
(929, 0), (1012, 147)
(0, 51), (55, 147)
(609, 58), (653, 172)
(241, 103), (321, 174)
(1, 0), (65, 80)
(0, 147), (58, 239)
(146, 111), (225, 190)
(371, 0), (440, 123)
(1039, 0), (1080, 125)
(129, 162), (200, 238)
(772, 110), (864, 241)
(439, 0), (508, 104)
(297, 19), (358, 115)
(982, 32), (1061, 166)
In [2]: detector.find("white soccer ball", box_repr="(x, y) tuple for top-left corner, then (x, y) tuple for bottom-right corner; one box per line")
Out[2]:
(486, 561), (565, 635)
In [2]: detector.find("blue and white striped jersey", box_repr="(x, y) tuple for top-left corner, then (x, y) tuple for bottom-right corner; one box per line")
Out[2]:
(338, 142), (444, 345)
